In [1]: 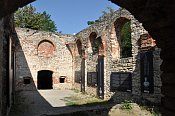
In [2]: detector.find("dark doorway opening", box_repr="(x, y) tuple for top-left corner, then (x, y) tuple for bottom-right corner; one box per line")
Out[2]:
(37, 70), (53, 89)
(140, 51), (154, 93)
(97, 56), (104, 99)
(23, 77), (31, 84)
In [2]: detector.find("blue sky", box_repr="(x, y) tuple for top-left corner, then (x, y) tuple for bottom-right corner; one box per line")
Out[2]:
(32, 0), (119, 34)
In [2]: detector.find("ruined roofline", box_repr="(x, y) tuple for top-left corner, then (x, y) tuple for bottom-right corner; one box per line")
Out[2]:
(75, 8), (132, 36)
(87, 8), (131, 25)
(15, 27), (76, 44)
(15, 27), (74, 38)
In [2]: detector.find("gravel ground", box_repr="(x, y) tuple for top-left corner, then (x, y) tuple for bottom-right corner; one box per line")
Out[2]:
(9, 90), (78, 116)
(9, 90), (114, 116)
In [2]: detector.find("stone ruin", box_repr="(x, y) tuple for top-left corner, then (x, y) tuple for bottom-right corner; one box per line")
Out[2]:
(15, 9), (162, 104)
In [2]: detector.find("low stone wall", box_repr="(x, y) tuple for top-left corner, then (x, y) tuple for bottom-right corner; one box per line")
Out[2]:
(53, 83), (73, 90)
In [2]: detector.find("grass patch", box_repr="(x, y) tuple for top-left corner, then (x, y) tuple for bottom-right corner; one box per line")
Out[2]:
(120, 100), (133, 111)
(63, 94), (107, 106)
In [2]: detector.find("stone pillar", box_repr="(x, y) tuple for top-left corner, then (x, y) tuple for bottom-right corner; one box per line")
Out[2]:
(160, 40), (175, 115)
(81, 48), (86, 92)
(84, 59), (87, 91)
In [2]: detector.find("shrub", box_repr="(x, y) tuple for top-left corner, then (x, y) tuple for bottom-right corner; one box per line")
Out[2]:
(120, 100), (132, 110)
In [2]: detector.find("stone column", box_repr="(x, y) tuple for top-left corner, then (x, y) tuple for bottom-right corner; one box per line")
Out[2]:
(84, 59), (87, 91)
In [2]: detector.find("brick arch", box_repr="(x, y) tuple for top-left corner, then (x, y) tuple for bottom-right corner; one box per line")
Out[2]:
(87, 28), (99, 37)
(37, 40), (56, 58)
(138, 34), (156, 51)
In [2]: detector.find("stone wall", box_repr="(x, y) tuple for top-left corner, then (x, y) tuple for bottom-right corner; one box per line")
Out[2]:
(74, 9), (162, 103)
(15, 28), (75, 91)
(0, 14), (15, 116)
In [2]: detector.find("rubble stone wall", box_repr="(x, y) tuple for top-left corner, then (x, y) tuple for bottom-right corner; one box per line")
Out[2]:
(74, 9), (162, 103)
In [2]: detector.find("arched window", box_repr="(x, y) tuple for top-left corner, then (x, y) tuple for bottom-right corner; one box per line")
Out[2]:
(114, 17), (132, 58)
(37, 40), (55, 58)
(76, 39), (82, 56)
(89, 32), (98, 54)
(89, 32), (104, 55)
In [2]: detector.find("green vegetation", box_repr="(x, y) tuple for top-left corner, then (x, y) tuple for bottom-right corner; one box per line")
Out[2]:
(120, 100), (133, 110)
(63, 94), (107, 106)
(14, 4), (57, 32)
(87, 7), (115, 25)
(121, 21), (132, 58)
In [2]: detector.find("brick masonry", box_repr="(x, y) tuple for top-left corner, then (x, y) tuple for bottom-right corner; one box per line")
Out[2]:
(15, 28), (75, 90)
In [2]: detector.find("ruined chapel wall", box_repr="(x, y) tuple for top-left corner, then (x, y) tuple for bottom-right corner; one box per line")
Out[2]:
(75, 24), (107, 96)
(105, 9), (162, 103)
(74, 9), (162, 103)
(15, 28), (74, 90)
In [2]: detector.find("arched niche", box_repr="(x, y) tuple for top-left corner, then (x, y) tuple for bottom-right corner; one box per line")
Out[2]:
(37, 40), (55, 58)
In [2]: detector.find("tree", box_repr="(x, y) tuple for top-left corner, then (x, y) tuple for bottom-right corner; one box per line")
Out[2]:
(87, 21), (95, 25)
(14, 4), (57, 32)
(87, 7), (115, 25)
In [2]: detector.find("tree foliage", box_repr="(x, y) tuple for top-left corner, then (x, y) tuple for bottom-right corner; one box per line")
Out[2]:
(121, 21), (132, 58)
(14, 4), (57, 32)
(87, 7), (115, 25)
(87, 21), (95, 25)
